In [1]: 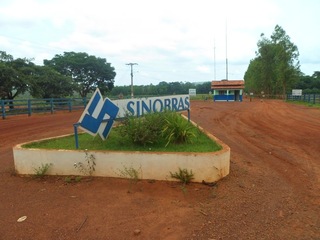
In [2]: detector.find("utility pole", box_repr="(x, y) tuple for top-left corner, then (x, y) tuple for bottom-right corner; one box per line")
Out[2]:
(214, 37), (216, 81)
(225, 19), (228, 80)
(126, 63), (138, 98)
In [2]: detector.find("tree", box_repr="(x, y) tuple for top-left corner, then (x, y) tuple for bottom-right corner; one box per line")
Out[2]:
(312, 72), (320, 90)
(244, 58), (262, 93)
(257, 37), (278, 95)
(271, 25), (300, 95)
(29, 66), (74, 98)
(292, 72), (320, 94)
(44, 52), (116, 97)
(196, 82), (211, 94)
(0, 51), (34, 101)
(110, 85), (130, 98)
(168, 82), (183, 94)
(109, 81), (211, 97)
(312, 71), (320, 79)
(157, 81), (169, 95)
(244, 25), (300, 96)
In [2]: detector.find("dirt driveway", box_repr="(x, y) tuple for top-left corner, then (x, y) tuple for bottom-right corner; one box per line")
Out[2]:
(0, 99), (319, 240)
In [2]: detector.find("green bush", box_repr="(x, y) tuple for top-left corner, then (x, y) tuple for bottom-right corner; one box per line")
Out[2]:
(162, 111), (196, 146)
(121, 111), (197, 147)
(120, 112), (166, 146)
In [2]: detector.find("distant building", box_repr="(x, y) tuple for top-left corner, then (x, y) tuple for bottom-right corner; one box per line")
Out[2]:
(211, 80), (245, 102)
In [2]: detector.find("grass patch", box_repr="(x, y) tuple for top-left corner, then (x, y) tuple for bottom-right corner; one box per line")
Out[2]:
(170, 168), (194, 185)
(33, 163), (52, 178)
(286, 100), (320, 108)
(23, 125), (221, 152)
(190, 94), (212, 100)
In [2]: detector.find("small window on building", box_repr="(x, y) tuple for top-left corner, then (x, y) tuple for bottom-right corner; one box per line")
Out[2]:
(218, 90), (227, 95)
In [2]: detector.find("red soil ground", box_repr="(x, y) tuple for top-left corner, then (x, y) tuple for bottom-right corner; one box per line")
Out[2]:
(0, 99), (319, 240)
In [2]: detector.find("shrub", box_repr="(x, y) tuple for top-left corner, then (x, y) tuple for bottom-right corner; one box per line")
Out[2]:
(33, 163), (52, 178)
(162, 112), (196, 146)
(74, 150), (96, 176)
(116, 164), (142, 193)
(120, 111), (198, 148)
(170, 168), (194, 185)
(120, 112), (165, 146)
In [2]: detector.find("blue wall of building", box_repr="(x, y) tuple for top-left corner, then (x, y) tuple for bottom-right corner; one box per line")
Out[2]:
(213, 95), (243, 101)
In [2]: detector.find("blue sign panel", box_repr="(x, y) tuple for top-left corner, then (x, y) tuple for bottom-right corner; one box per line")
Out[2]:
(112, 95), (190, 118)
(77, 89), (190, 142)
(78, 89), (119, 140)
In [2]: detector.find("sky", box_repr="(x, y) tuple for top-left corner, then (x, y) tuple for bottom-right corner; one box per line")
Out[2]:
(0, 0), (319, 86)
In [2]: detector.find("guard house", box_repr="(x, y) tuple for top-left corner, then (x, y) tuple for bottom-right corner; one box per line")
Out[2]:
(211, 80), (245, 102)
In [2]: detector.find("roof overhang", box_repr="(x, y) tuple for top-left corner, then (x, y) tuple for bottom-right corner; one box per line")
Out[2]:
(211, 80), (245, 89)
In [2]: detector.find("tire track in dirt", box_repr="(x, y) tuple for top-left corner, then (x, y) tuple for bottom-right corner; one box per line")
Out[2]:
(1, 100), (320, 239)
(238, 101), (320, 192)
(0, 111), (82, 171)
(189, 100), (320, 239)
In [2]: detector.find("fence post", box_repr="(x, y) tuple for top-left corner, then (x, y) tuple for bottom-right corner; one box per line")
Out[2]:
(83, 97), (87, 108)
(1, 100), (5, 119)
(28, 99), (32, 116)
(50, 98), (54, 114)
(73, 123), (80, 149)
(313, 94), (316, 104)
(68, 99), (72, 112)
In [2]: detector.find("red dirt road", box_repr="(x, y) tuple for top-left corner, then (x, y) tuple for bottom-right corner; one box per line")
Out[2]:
(0, 100), (319, 239)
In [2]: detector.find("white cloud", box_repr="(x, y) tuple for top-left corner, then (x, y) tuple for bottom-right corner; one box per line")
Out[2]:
(0, 0), (319, 85)
(196, 65), (211, 74)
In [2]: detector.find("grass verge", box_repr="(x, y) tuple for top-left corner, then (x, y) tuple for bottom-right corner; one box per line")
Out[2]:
(286, 100), (320, 108)
(23, 126), (221, 152)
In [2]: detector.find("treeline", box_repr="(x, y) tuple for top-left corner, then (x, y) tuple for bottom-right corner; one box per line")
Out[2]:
(0, 51), (116, 100)
(292, 72), (320, 94)
(2, 24), (319, 102)
(110, 81), (211, 98)
(0, 50), (212, 100)
(244, 25), (320, 95)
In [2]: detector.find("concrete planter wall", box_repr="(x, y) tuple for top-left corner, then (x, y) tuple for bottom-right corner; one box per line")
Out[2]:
(13, 129), (230, 183)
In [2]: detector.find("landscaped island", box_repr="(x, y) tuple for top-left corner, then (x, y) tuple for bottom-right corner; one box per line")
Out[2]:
(13, 112), (230, 183)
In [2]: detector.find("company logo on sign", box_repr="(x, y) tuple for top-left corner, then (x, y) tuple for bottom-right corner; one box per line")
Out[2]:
(78, 89), (119, 140)
(78, 89), (190, 141)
